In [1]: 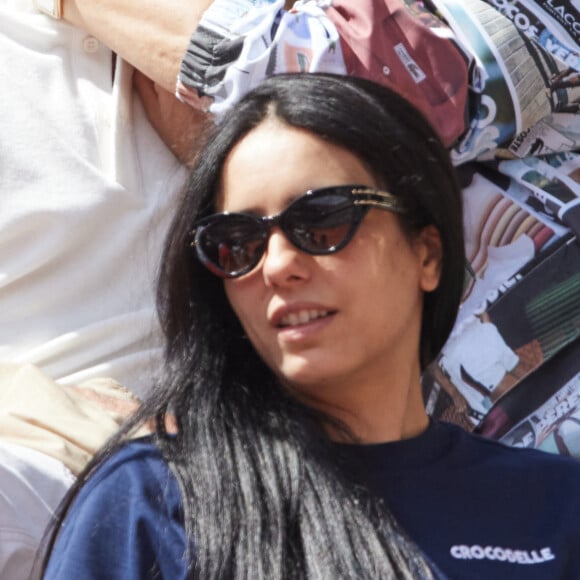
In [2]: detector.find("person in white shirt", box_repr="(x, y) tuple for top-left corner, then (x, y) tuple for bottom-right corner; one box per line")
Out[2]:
(0, 2), (210, 577)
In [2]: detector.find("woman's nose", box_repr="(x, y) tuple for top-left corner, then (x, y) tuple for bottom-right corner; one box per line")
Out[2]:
(261, 227), (310, 286)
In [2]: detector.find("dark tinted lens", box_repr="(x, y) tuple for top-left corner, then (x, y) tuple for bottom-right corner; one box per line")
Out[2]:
(198, 215), (267, 275)
(282, 191), (360, 252)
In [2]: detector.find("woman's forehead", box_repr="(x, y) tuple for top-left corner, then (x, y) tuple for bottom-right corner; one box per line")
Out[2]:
(217, 122), (378, 214)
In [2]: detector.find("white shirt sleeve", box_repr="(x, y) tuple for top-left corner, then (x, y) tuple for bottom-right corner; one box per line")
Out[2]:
(0, 442), (75, 580)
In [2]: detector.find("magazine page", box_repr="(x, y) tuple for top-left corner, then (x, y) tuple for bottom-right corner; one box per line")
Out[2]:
(482, 0), (580, 70)
(422, 159), (579, 425)
(419, 0), (580, 449)
(432, 0), (580, 162)
(524, 0), (580, 48)
(432, 0), (519, 162)
(497, 154), (580, 228)
(457, 164), (567, 320)
(477, 341), (580, 456)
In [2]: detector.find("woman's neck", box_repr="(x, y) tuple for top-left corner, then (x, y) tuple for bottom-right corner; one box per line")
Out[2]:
(328, 385), (429, 444)
(291, 363), (430, 444)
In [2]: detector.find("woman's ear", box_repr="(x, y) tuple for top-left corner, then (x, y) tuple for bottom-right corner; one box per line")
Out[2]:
(414, 225), (443, 292)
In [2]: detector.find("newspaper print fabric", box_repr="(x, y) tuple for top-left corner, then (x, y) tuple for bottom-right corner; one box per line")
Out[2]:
(177, 0), (346, 116)
(177, 0), (580, 457)
(422, 0), (580, 457)
(177, 0), (470, 146)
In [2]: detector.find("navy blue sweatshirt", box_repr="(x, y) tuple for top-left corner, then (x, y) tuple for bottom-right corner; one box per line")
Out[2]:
(44, 421), (580, 579)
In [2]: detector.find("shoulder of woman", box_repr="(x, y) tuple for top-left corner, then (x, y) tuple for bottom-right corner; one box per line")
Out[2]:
(441, 421), (580, 478)
(44, 437), (186, 579)
(81, 436), (181, 513)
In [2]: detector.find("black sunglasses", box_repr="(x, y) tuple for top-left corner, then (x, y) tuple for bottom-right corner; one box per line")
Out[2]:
(190, 185), (406, 278)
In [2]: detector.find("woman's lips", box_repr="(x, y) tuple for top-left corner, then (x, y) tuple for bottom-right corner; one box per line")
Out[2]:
(274, 309), (336, 342)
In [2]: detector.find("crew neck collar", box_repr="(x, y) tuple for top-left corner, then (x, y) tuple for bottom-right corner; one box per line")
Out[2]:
(333, 419), (455, 470)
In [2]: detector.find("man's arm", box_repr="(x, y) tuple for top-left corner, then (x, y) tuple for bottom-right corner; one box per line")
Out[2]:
(63, 0), (295, 93)
(63, 0), (212, 92)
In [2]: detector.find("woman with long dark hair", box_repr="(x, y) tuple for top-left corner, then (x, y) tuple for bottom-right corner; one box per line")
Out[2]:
(41, 74), (580, 579)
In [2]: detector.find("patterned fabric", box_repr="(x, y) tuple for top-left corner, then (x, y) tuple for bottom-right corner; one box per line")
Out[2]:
(177, 0), (469, 146)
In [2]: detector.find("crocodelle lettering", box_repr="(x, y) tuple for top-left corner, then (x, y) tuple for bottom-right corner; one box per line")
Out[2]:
(450, 545), (556, 564)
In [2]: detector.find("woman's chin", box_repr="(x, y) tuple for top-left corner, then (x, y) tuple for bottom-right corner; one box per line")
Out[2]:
(276, 356), (341, 397)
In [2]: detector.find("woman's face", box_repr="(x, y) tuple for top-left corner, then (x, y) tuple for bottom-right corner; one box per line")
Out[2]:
(220, 119), (441, 403)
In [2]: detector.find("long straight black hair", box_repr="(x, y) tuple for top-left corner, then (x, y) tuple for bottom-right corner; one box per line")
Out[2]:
(43, 74), (465, 578)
